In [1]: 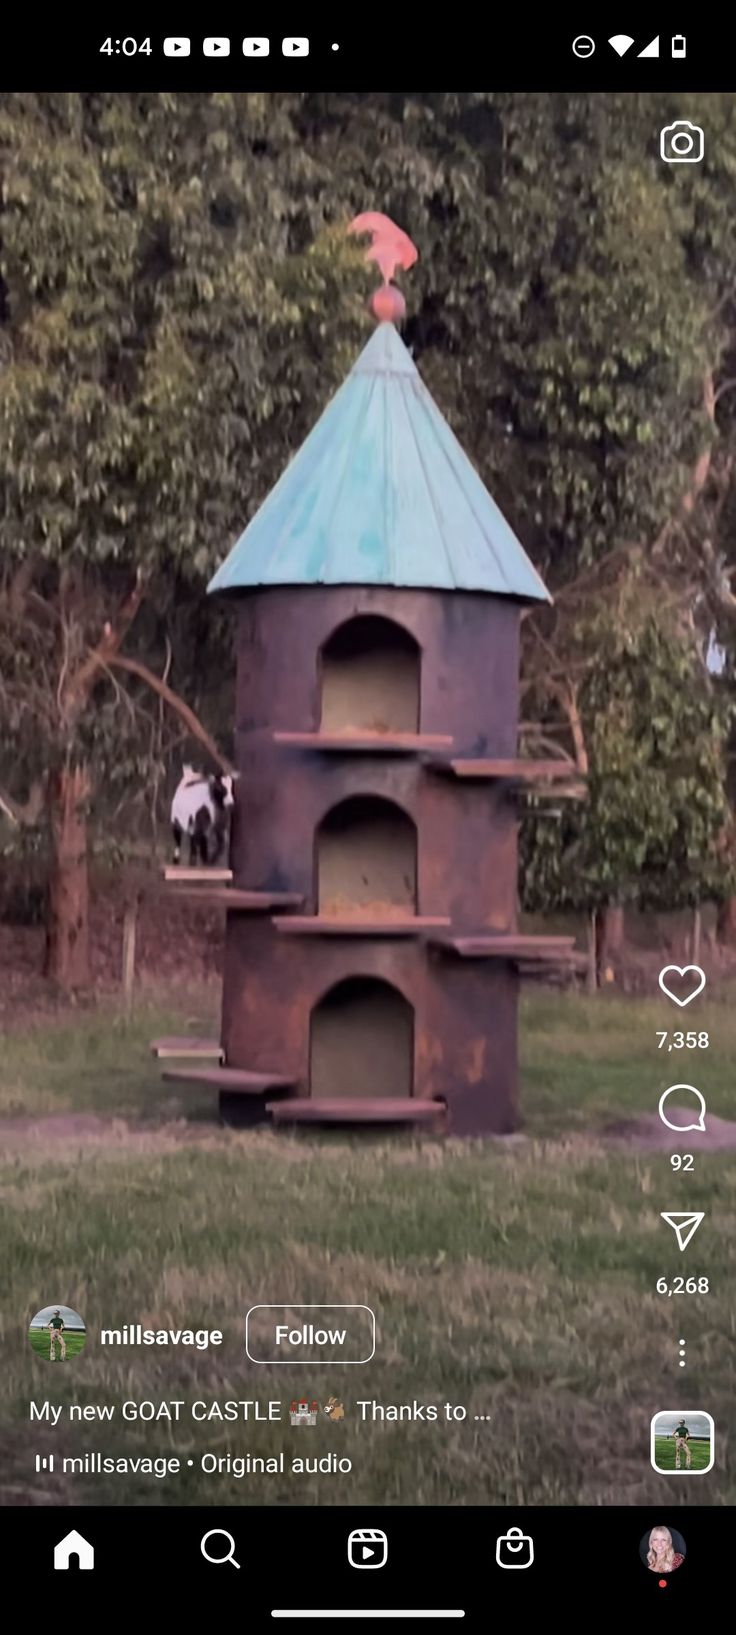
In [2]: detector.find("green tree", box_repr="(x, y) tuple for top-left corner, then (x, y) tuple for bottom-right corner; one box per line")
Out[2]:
(521, 583), (735, 970)
(5, 89), (736, 985)
(0, 91), (368, 986)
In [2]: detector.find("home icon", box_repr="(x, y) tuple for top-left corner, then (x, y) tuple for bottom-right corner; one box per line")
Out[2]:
(54, 1529), (94, 1570)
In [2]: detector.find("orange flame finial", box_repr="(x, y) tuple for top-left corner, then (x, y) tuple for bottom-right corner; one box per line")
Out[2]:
(348, 212), (418, 323)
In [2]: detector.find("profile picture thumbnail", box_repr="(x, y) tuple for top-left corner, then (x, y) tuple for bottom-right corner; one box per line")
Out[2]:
(650, 1409), (714, 1474)
(28, 1304), (86, 1364)
(640, 1524), (686, 1574)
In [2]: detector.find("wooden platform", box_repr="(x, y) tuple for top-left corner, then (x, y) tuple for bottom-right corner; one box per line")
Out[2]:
(151, 1036), (224, 1060)
(273, 730), (453, 753)
(430, 933), (577, 961)
(163, 867), (233, 883)
(519, 951), (587, 981)
(515, 959), (583, 981)
(163, 888), (303, 910)
(272, 915), (451, 937)
(267, 1097), (446, 1124)
(161, 1066), (295, 1094)
(427, 757), (578, 782)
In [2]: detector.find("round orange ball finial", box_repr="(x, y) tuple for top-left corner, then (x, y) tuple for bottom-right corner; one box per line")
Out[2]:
(370, 284), (407, 323)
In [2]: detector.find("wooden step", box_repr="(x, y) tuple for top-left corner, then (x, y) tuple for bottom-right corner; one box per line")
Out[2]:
(517, 952), (587, 975)
(267, 1097), (446, 1125)
(273, 730), (454, 753)
(427, 757), (578, 782)
(164, 888), (303, 910)
(161, 1066), (294, 1094)
(430, 933), (576, 961)
(151, 1036), (223, 1061)
(273, 915), (451, 937)
(517, 782), (587, 802)
(163, 866), (233, 883)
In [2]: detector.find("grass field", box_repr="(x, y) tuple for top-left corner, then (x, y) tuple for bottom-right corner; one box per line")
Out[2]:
(1, 984), (734, 1508)
(653, 1437), (712, 1472)
(27, 1330), (87, 1363)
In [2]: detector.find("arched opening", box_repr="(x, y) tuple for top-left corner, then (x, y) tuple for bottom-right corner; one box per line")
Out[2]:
(320, 615), (420, 734)
(310, 976), (414, 1099)
(317, 795), (417, 918)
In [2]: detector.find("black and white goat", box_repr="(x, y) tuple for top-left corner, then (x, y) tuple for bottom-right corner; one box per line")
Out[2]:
(170, 765), (235, 867)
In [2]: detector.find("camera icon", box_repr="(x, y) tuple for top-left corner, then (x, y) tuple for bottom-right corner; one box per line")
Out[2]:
(660, 120), (704, 164)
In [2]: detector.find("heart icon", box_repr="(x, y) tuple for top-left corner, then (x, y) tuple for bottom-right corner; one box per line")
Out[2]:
(658, 965), (706, 1007)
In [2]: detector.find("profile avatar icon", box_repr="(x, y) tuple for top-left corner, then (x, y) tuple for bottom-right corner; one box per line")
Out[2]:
(28, 1303), (87, 1363)
(640, 1524), (686, 1574)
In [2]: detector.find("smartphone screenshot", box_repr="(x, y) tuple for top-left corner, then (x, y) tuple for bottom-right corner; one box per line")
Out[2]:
(1, 20), (733, 1618)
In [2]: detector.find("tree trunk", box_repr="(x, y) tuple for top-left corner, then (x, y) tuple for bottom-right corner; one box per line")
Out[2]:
(44, 764), (91, 989)
(690, 904), (702, 965)
(594, 903), (625, 986)
(716, 896), (736, 945)
(585, 911), (597, 994)
(121, 900), (138, 1018)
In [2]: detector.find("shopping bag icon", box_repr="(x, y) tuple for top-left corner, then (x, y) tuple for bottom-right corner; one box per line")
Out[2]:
(496, 1526), (534, 1569)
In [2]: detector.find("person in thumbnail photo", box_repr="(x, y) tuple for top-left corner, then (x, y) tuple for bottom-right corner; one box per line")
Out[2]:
(646, 1525), (685, 1574)
(672, 1418), (692, 1470)
(48, 1309), (66, 1360)
(27, 1304), (87, 1364)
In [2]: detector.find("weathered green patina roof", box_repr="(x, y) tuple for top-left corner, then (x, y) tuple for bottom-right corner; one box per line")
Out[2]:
(208, 321), (549, 601)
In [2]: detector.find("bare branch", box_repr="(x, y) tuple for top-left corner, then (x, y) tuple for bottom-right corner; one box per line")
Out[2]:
(106, 655), (234, 774)
(518, 725), (578, 761)
(0, 779), (45, 826)
(714, 376), (736, 406)
(62, 570), (147, 722)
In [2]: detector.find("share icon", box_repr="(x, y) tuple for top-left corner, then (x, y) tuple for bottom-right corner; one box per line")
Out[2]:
(661, 1211), (705, 1252)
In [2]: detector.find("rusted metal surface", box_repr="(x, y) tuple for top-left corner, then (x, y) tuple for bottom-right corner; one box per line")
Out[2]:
(234, 587), (520, 749)
(231, 587), (521, 933)
(221, 916), (521, 1135)
(213, 583), (550, 1136)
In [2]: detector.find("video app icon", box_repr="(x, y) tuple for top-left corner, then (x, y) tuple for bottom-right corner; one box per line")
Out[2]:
(348, 1528), (388, 1569)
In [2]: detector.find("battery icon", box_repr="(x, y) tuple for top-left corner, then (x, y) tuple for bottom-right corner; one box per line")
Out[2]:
(672, 34), (686, 57)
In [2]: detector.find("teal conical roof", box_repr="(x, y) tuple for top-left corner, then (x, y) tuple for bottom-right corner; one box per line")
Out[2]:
(208, 321), (549, 601)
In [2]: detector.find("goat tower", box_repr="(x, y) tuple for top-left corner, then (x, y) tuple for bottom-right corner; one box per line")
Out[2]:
(198, 220), (574, 1133)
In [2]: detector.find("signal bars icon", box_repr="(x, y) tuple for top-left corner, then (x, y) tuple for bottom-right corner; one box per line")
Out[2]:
(607, 34), (686, 59)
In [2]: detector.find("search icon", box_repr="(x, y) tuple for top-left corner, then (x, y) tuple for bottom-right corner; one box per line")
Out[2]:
(201, 1529), (241, 1568)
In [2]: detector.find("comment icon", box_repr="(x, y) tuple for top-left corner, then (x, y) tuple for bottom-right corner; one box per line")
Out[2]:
(658, 1084), (707, 1133)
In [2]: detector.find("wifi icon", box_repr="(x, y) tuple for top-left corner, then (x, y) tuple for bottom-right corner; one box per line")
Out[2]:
(609, 34), (634, 56)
